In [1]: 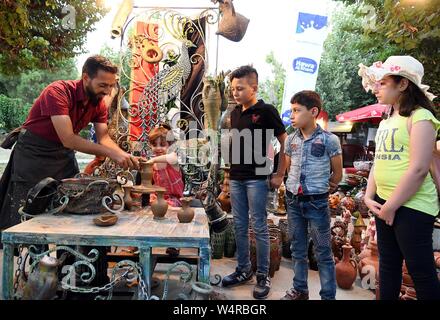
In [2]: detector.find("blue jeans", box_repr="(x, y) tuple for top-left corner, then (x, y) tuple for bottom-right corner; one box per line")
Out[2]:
(230, 179), (269, 275)
(286, 192), (336, 300)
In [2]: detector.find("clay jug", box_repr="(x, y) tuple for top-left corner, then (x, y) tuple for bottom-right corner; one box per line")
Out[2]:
(217, 191), (231, 213)
(151, 190), (168, 219)
(359, 240), (379, 281)
(178, 197), (195, 223)
(335, 245), (358, 289)
(123, 185), (134, 211)
(23, 256), (59, 300)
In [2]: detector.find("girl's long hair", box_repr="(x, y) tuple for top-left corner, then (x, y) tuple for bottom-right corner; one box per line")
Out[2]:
(390, 75), (436, 117)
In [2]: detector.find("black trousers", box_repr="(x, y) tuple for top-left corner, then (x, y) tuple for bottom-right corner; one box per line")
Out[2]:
(375, 195), (440, 300)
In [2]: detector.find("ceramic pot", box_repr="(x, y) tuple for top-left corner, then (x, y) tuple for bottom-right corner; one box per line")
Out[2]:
(178, 197), (195, 223)
(151, 190), (168, 219)
(335, 245), (358, 289)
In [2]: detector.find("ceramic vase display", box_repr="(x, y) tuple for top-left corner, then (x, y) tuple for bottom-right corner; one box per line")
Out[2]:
(335, 245), (358, 289)
(151, 190), (168, 219)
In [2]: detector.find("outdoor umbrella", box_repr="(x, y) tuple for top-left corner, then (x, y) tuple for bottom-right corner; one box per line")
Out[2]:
(336, 104), (388, 123)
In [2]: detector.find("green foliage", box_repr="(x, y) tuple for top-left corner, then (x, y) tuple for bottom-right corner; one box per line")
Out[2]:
(0, 95), (31, 130)
(316, 3), (405, 119)
(258, 52), (286, 113)
(332, 0), (440, 101)
(0, 0), (107, 74)
(0, 59), (79, 106)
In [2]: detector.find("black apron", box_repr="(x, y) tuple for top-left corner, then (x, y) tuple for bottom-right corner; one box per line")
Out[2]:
(0, 129), (79, 232)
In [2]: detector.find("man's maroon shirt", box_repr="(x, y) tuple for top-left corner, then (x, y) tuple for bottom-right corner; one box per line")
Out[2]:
(22, 80), (108, 143)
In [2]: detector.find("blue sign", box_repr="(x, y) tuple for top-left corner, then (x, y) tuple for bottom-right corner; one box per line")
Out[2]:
(293, 57), (318, 74)
(282, 109), (292, 126)
(296, 12), (328, 34)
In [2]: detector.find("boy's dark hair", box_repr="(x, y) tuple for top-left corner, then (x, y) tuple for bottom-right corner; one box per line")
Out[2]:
(82, 55), (118, 79)
(229, 65), (259, 84)
(290, 90), (322, 115)
(390, 75), (436, 117)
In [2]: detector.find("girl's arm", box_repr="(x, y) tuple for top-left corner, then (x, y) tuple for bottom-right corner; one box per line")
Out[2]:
(380, 120), (436, 217)
(148, 152), (178, 165)
(364, 165), (382, 216)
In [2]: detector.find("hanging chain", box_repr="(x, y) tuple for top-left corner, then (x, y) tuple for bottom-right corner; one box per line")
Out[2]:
(12, 244), (25, 299)
(61, 268), (131, 295)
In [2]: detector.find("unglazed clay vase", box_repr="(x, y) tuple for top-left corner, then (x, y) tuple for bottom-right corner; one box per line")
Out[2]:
(335, 245), (358, 289)
(178, 197), (195, 223)
(123, 185), (134, 211)
(151, 190), (168, 219)
(359, 240), (379, 281)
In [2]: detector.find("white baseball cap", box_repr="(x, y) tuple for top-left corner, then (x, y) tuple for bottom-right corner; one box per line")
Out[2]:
(358, 55), (436, 101)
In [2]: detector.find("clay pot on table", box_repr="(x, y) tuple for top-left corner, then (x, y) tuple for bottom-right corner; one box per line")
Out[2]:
(151, 190), (168, 219)
(178, 197), (195, 223)
(335, 244), (358, 289)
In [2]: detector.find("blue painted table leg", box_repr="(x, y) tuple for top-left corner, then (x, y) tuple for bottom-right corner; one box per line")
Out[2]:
(138, 246), (152, 298)
(2, 243), (14, 300)
(199, 244), (211, 283)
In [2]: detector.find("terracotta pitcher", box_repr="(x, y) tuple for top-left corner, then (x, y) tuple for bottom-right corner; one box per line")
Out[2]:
(151, 190), (168, 219)
(178, 197), (195, 223)
(335, 245), (358, 289)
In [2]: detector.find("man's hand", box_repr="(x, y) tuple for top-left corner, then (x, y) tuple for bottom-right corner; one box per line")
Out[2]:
(270, 174), (284, 189)
(110, 149), (139, 170)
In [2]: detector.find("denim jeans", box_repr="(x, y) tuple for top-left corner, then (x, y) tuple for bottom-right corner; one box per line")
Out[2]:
(286, 192), (336, 300)
(230, 179), (269, 275)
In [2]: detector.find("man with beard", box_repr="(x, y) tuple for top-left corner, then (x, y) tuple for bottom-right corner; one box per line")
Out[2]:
(0, 55), (139, 234)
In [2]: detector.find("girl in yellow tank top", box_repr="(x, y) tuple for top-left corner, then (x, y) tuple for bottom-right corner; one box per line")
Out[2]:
(358, 56), (440, 300)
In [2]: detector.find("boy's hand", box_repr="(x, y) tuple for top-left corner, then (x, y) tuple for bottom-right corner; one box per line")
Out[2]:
(270, 174), (283, 189)
(328, 181), (339, 193)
